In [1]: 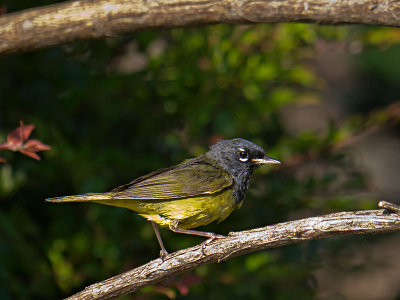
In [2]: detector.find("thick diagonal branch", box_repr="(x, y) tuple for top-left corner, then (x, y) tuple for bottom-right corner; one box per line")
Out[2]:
(2, 0), (400, 56)
(67, 203), (400, 300)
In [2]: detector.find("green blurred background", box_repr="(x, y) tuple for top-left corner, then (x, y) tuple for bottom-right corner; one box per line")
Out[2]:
(1, 1), (400, 299)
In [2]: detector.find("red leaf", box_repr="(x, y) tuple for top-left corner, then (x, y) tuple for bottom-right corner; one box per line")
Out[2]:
(24, 139), (51, 152)
(209, 134), (224, 146)
(5, 121), (35, 150)
(153, 286), (176, 299)
(0, 121), (50, 161)
(19, 121), (35, 142)
(4, 127), (22, 149)
(174, 274), (201, 296)
(19, 150), (41, 161)
(0, 142), (15, 151)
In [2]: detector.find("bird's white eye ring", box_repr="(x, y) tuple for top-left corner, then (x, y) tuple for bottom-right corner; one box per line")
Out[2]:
(239, 150), (249, 162)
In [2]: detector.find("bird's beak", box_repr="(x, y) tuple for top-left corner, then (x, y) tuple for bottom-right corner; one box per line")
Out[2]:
(252, 156), (281, 165)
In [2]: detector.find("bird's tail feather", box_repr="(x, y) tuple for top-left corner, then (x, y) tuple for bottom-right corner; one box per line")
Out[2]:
(46, 192), (113, 203)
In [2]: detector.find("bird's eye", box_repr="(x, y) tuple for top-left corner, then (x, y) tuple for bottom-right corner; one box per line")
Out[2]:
(239, 150), (249, 162)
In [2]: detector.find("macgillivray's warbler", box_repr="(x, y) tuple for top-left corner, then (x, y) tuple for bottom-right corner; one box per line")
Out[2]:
(46, 138), (280, 256)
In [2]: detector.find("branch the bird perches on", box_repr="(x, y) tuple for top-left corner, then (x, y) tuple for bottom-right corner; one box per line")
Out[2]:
(67, 201), (400, 300)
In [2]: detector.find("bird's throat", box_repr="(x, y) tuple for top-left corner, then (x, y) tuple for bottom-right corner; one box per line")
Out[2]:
(233, 170), (253, 205)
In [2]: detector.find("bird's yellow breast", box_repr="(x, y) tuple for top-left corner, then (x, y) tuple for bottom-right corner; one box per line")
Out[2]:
(96, 188), (237, 229)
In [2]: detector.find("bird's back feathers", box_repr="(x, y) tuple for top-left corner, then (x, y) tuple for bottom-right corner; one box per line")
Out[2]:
(111, 155), (234, 200)
(46, 155), (234, 203)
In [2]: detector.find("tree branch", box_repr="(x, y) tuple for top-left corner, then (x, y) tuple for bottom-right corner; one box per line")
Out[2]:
(66, 201), (400, 300)
(2, 0), (400, 56)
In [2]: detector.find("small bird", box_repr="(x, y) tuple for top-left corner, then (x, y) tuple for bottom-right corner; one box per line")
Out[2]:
(46, 138), (280, 256)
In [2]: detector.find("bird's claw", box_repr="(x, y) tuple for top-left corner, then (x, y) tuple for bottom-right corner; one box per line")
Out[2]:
(159, 249), (168, 260)
(201, 234), (225, 255)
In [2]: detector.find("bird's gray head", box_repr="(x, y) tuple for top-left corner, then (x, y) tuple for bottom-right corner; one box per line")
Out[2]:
(206, 138), (280, 204)
(206, 138), (280, 179)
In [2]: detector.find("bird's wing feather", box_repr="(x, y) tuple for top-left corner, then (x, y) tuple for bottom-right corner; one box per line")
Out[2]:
(111, 156), (233, 200)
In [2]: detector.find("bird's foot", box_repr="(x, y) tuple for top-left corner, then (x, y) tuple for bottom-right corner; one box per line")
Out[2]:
(201, 233), (225, 255)
(159, 249), (168, 260)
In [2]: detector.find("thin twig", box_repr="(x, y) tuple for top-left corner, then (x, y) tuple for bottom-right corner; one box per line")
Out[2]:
(379, 201), (400, 214)
(67, 205), (400, 300)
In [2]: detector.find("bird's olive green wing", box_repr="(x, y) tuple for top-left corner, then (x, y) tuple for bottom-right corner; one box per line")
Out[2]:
(111, 155), (233, 200)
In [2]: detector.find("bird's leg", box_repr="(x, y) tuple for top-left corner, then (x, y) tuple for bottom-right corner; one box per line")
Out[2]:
(169, 223), (225, 239)
(151, 221), (168, 259)
(169, 223), (225, 254)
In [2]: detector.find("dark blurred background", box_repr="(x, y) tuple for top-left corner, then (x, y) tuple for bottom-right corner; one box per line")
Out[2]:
(1, 2), (400, 299)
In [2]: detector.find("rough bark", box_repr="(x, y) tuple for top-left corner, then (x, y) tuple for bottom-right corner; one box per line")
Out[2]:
(66, 201), (400, 300)
(1, 0), (400, 56)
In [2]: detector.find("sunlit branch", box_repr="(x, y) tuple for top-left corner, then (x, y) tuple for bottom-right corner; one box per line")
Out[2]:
(66, 201), (400, 300)
(1, 0), (400, 56)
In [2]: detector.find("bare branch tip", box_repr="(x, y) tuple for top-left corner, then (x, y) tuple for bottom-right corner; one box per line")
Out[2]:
(378, 201), (400, 214)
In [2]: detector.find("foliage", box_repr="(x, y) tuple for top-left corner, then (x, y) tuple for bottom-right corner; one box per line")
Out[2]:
(1, 2), (400, 299)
